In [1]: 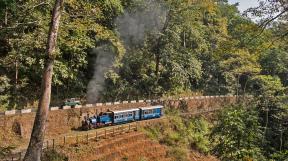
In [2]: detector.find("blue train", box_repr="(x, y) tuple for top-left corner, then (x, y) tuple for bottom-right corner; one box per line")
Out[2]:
(82, 105), (164, 130)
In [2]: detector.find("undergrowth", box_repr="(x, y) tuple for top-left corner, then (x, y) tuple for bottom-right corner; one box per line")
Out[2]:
(142, 108), (211, 160)
(41, 149), (68, 161)
(0, 146), (15, 159)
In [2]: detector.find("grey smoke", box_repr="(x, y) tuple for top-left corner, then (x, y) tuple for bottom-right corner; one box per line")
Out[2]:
(87, 0), (167, 103)
(87, 45), (115, 103)
(115, 0), (167, 47)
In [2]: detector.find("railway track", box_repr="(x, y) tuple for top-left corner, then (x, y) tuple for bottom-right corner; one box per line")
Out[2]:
(0, 95), (243, 117)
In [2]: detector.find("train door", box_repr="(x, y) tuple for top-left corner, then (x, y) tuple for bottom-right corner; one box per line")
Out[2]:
(133, 111), (136, 120)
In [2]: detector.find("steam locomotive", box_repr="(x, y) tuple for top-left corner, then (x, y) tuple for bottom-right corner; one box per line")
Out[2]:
(82, 105), (164, 130)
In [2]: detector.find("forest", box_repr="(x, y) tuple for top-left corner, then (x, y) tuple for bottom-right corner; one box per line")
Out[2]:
(0, 0), (287, 160)
(0, 0), (287, 107)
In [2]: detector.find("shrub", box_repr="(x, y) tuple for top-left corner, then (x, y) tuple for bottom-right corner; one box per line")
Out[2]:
(270, 150), (288, 161)
(144, 108), (211, 158)
(143, 124), (161, 140)
(41, 149), (68, 161)
(138, 156), (148, 161)
(186, 117), (210, 154)
(0, 146), (14, 159)
(167, 146), (188, 161)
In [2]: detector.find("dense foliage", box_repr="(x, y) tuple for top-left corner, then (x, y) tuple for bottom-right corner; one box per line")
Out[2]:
(144, 96), (287, 161)
(0, 0), (287, 108)
(0, 0), (287, 160)
(210, 70), (288, 161)
(211, 105), (265, 160)
(0, 0), (125, 109)
(210, 101), (288, 161)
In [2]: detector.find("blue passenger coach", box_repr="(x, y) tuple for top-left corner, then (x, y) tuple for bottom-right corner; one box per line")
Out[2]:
(112, 108), (140, 124)
(140, 105), (163, 120)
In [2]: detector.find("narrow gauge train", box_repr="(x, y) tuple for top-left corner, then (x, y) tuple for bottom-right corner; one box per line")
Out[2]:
(82, 105), (163, 130)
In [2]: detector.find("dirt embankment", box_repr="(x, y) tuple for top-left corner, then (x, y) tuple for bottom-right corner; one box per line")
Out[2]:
(0, 102), (147, 147)
(0, 96), (239, 148)
(57, 131), (218, 161)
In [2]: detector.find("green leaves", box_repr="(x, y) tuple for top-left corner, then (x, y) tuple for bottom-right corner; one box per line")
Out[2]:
(0, 146), (15, 159)
(219, 49), (261, 75)
(260, 48), (288, 75)
(0, 0), (287, 113)
(250, 75), (285, 97)
(0, 0), (126, 106)
(211, 105), (265, 161)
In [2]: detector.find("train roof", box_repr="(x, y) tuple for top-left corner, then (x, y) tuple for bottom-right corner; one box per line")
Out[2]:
(140, 105), (164, 110)
(112, 108), (140, 114)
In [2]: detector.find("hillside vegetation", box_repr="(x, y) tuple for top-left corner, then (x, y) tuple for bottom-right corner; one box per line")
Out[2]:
(144, 96), (288, 161)
(0, 0), (287, 160)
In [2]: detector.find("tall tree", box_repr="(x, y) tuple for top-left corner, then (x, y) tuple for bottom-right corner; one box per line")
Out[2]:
(23, 0), (64, 160)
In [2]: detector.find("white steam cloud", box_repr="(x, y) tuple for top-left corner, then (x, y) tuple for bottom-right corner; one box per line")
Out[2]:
(87, 45), (115, 103)
(87, 0), (167, 103)
(115, 1), (167, 47)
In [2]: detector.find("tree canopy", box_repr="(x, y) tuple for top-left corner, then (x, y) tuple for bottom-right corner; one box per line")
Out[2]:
(0, 0), (287, 103)
(0, 0), (288, 160)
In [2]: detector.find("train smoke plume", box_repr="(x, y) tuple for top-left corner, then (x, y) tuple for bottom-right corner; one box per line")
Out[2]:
(87, 45), (115, 103)
(87, 0), (167, 103)
(115, 0), (167, 48)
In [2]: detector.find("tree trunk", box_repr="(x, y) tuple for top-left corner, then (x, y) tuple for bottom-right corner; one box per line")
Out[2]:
(280, 129), (283, 151)
(243, 75), (249, 95)
(262, 107), (269, 144)
(4, 6), (8, 26)
(155, 54), (160, 78)
(23, 0), (64, 160)
(183, 31), (186, 48)
(15, 59), (18, 86)
(236, 74), (240, 102)
(279, 123), (283, 151)
(154, 9), (171, 82)
(236, 74), (240, 96)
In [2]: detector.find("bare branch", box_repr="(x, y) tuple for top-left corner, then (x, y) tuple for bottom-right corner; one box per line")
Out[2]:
(258, 8), (288, 29)
(246, 7), (288, 44)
